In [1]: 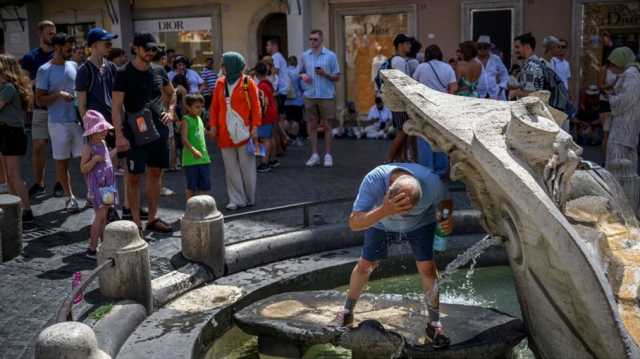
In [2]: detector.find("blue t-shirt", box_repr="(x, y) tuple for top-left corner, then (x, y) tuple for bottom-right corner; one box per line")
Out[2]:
(76, 60), (118, 122)
(352, 163), (446, 233)
(300, 47), (340, 99)
(35, 61), (78, 124)
(21, 47), (53, 80)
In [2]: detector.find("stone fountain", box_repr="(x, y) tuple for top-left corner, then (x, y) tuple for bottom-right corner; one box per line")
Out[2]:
(378, 69), (640, 359)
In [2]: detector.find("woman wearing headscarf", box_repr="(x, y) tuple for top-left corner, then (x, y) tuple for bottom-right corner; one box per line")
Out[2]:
(209, 52), (261, 210)
(605, 46), (640, 211)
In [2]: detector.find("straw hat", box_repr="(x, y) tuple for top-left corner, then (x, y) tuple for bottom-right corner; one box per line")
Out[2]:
(83, 110), (113, 137)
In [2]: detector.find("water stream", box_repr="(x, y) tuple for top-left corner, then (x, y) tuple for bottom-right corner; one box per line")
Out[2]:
(208, 236), (533, 358)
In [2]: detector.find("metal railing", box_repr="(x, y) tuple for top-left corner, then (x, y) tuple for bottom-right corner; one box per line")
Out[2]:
(55, 258), (115, 322)
(225, 197), (354, 227)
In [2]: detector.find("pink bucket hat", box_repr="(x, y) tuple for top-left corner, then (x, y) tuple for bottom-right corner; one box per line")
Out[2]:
(83, 110), (113, 137)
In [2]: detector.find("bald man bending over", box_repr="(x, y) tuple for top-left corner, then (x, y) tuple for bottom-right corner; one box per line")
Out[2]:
(336, 163), (453, 348)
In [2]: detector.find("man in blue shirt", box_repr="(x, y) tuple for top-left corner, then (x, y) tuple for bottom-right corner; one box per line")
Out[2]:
(35, 33), (83, 212)
(336, 163), (453, 349)
(21, 20), (57, 198)
(299, 29), (340, 168)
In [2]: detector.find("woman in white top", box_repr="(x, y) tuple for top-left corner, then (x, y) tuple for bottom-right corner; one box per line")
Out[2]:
(597, 60), (619, 153)
(413, 45), (458, 94)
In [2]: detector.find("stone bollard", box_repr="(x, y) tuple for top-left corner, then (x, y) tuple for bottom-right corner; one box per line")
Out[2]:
(35, 322), (111, 359)
(98, 220), (152, 313)
(181, 195), (225, 277)
(0, 194), (22, 262)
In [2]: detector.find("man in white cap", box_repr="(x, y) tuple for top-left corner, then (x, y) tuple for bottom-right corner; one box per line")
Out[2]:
(475, 35), (509, 100)
(542, 35), (562, 71)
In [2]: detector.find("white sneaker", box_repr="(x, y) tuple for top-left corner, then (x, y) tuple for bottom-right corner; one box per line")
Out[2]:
(66, 197), (80, 213)
(226, 203), (238, 211)
(160, 187), (175, 196)
(324, 154), (333, 168)
(306, 153), (320, 167)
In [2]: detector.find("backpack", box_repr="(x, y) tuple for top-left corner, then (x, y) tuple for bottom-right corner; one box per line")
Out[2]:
(536, 59), (569, 112)
(374, 55), (399, 91)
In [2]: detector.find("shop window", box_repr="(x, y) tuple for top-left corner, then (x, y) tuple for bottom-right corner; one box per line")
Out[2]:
(135, 17), (213, 71)
(343, 13), (408, 113)
(579, 3), (640, 92)
(57, 23), (95, 46)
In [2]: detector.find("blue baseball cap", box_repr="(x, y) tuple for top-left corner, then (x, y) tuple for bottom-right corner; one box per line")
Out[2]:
(87, 27), (118, 46)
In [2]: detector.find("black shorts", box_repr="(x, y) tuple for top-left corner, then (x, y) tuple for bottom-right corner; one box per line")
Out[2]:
(284, 105), (304, 123)
(599, 100), (611, 114)
(392, 111), (408, 132)
(124, 137), (170, 175)
(276, 94), (287, 115)
(0, 123), (27, 156)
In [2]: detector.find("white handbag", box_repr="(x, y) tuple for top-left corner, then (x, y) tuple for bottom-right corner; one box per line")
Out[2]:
(225, 77), (251, 144)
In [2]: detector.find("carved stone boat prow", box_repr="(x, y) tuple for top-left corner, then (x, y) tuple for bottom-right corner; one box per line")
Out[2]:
(380, 69), (640, 359)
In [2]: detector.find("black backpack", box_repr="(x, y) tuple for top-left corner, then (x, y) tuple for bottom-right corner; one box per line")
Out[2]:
(374, 55), (399, 91)
(536, 59), (569, 112)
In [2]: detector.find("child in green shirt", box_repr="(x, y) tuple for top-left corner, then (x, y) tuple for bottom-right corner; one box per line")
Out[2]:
(180, 94), (212, 199)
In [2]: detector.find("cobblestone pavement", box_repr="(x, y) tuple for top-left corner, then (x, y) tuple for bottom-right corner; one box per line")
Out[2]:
(0, 131), (606, 359)
(0, 136), (395, 359)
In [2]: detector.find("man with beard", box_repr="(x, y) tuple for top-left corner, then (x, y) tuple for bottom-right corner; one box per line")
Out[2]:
(112, 32), (176, 234)
(509, 33), (544, 100)
(35, 33), (83, 212)
(21, 20), (62, 198)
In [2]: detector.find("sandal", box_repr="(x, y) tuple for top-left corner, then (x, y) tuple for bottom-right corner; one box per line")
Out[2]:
(425, 321), (451, 349)
(146, 218), (172, 233)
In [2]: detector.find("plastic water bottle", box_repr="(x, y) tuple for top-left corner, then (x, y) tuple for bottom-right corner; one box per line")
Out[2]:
(433, 208), (450, 252)
(72, 271), (83, 304)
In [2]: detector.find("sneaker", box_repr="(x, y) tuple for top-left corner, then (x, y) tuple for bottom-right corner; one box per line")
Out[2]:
(305, 153), (320, 167)
(160, 187), (175, 196)
(85, 249), (97, 260)
(22, 209), (35, 223)
(425, 321), (451, 349)
(0, 183), (7, 194)
(28, 183), (46, 198)
(323, 154), (333, 168)
(333, 309), (354, 328)
(226, 203), (239, 211)
(268, 160), (281, 169)
(257, 163), (271, 173)
(53, 182), (64, 198)
(66, 197), (80, 213)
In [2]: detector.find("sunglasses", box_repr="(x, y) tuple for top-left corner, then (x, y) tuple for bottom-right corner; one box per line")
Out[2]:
(309, 37), (320, 42)
(478, 45), (490, 49)
(143, 46), (158, 53)
(561, 45), (567, 49)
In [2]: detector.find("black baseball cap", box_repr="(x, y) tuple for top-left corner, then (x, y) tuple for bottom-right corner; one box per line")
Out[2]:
(87, 27), (118, 46)
(133, 32), (159, 49)
(393, 33), (412, 48)
(51, 33), (75, 46)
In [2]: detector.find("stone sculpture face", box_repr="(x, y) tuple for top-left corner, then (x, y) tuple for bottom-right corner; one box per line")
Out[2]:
(379, 69), (640, 359)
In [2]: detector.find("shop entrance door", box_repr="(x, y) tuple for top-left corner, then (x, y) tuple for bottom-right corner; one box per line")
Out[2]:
(257, 13), (288, 60)
(471, 9), (512, 68)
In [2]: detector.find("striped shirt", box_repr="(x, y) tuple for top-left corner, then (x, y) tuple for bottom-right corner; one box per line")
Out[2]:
(300, 47), (340, 99)
(201, 67), (218, 95)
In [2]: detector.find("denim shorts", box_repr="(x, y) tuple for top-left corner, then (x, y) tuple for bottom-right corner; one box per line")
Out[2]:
(184, 164), (211, 192)
(362, 223), (436, 262)
(258, 124), (273, 139)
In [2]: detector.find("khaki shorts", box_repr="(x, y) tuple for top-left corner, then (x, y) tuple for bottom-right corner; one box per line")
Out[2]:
(32, 109), (49, 140)
(304, 98), (336, 123)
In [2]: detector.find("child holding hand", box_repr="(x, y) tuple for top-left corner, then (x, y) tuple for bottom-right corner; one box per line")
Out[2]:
(181, 94), (212, 199)
(80, 110), (118, 259)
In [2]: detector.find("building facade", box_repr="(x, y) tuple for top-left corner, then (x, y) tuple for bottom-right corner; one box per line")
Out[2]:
(1, 0), (638, 112)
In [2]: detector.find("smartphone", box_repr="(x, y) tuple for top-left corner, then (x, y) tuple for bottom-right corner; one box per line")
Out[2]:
(315, 66), (322, 72)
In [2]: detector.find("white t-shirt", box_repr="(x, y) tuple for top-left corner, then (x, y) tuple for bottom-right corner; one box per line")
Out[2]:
(413, 60), (456, 93)
(367, 105), (392, 124)
(391, 56), (411, 76)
